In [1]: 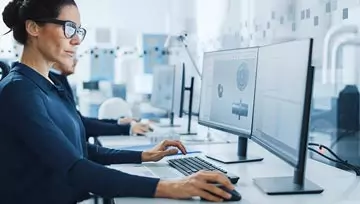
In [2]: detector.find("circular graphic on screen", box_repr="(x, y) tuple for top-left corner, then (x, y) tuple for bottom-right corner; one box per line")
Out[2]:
(236, 63), (249, 91)
(217, 84), (223, 98)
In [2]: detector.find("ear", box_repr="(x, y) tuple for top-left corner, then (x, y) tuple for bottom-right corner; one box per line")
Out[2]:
(25, 20), (41, 37)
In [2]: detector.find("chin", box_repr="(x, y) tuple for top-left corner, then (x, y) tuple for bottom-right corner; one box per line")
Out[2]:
(59, 57), (74, 68)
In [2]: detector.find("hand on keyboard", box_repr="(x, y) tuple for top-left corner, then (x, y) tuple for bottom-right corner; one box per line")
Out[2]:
(167, 157), (240, 184)
(155, 170), (235, 202)
(141, 140), (187, 162)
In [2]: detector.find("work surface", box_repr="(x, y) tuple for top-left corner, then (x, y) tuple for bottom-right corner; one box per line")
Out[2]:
(98, 133), (360, 204)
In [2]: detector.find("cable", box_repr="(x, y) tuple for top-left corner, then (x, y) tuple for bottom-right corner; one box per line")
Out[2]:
(309, 143), (345, 162)
(309, 142), (360, 170)
(308, 147), (360, 176)
(308, 143), (360, 175)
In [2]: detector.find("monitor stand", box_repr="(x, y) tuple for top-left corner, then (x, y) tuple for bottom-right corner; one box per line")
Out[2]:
(178, 77), (197, 136)
(253, 175), (324, 195)
(178, 112), (197, 136)
(179, 132), (197, 136)
(157, 112), (181, 128)
(206, 137), (263, 164)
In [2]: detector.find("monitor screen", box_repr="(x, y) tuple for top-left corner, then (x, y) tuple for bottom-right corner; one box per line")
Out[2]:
(252, 39), (313, 167)
(199, 47), (259, 136)
(83, 81), (99, 90)
(151, 65), (175, 111)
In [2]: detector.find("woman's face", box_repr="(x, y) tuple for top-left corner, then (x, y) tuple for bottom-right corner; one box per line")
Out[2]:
(36, 5), (83, 69)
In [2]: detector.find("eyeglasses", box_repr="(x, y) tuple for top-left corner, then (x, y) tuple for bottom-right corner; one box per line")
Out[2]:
(34, 19), (87, 42)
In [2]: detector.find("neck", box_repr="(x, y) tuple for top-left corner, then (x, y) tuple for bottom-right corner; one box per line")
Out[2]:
(50, 67), (63, 75)
(20, 45), (54, 79)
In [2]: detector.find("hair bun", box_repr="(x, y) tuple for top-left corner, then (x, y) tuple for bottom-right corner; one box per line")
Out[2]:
(2, 0), (22, 29)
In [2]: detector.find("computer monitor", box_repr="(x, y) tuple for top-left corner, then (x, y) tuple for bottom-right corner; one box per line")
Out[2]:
(182, 74), (201, 117)
(252, 39), (323, 195)
(172, 63), (197, 135)
(83, 81), (99, 90)
(198, 47), (263, 163)
(151, 65), (180, 127)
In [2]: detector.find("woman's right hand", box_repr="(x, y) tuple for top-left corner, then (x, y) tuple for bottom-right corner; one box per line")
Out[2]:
(155, 170), (235, 202)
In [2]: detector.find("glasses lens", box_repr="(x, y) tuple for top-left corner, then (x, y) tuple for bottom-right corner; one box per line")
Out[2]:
(64, 22), (76, 38)
(77, 28), (86, 42)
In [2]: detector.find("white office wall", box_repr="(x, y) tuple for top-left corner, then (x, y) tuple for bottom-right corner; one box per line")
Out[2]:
(193, 0), (360, 97)
(2, 0), (360, 102)
(0, 0), (19, 60)
(0, 0), (197, 83)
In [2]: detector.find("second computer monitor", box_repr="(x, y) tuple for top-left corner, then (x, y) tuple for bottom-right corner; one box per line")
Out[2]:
(199, 47), (263, 163)
(151, 65), (177, 127)
(252, 39), (323, 195)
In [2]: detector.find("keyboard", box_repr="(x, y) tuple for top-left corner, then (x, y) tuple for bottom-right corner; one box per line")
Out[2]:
(167, 156), (240, 184)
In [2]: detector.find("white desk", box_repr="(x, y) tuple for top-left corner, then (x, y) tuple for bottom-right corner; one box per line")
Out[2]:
(96, 135), (360, 204)
(98, 121), (239, 148)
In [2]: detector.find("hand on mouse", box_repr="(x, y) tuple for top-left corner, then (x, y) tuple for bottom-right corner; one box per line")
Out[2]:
(131, 123), (151, 136)
(154, 170), (235, 202)
(141, 140), (187, 162)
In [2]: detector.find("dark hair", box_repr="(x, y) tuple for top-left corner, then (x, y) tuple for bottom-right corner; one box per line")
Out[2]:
(2, 0), (77, 45)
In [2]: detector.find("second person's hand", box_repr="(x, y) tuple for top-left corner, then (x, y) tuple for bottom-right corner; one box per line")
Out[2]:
(131, 123), (151, 135)
(117, 117), (134, 124)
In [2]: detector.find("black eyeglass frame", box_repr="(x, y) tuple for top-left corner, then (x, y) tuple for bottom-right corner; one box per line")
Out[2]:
(33, 19), (87, 42)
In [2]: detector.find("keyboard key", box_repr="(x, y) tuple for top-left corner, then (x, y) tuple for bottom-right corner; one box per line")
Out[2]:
(167, 157), (238, 184)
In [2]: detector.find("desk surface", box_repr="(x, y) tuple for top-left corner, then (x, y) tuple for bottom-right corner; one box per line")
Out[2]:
(98, 122), (360, 204)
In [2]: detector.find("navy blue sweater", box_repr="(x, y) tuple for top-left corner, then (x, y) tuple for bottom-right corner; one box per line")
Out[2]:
(0, 63), (159, 204)
(48, 71), (131, 138)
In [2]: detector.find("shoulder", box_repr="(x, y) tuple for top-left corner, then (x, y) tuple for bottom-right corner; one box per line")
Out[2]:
(0, 71), (45, 107)
(0, 71), (39, 95)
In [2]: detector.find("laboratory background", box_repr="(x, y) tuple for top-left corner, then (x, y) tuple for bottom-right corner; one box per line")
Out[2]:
(1, 0), (360, 203)
(1, 0), (359, 172)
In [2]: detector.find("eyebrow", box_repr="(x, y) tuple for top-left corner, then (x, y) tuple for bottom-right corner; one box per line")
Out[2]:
(58, 19), (81, 27)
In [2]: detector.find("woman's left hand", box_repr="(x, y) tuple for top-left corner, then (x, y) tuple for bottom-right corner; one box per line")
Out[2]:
(141, 140), (187, 162)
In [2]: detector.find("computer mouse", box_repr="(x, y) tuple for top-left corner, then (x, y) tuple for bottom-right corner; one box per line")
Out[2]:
(133, 117), (142, 122)
(201, 184), (242, 202)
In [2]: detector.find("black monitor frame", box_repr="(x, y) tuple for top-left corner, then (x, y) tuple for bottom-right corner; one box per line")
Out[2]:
(252, 38), (324, 195)
(83, 81), (99, 90)
(176, 63), (197, 135)
(198, 47), (263, 164)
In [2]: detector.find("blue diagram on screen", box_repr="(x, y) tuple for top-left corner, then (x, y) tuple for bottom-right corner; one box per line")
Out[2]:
(236, 63), (249, 91)
(210, 58), (255, 128)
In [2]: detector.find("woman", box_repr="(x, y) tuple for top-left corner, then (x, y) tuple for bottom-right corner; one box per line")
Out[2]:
(0, 0), (234, 203)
